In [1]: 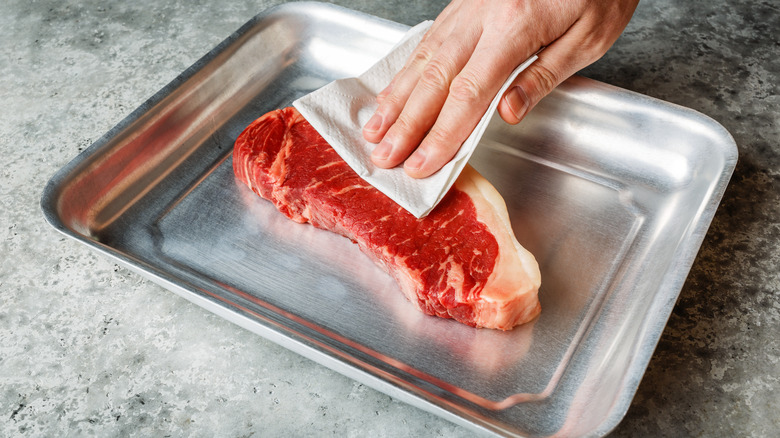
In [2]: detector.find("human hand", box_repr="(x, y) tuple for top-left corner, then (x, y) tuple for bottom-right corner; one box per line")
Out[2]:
(362, 0), (638, 178)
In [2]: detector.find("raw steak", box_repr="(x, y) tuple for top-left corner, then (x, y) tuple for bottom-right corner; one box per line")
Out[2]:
(233, 107), (541, 330)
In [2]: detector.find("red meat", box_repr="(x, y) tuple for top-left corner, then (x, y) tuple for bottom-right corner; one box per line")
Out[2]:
(234, 107), (540, 330)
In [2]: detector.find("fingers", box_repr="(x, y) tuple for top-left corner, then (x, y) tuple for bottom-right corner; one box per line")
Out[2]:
(370, 32), (481, 172)
(374, 0), (459, 106)
(362, 9), (458, 145)
(365, 4), (539, 178)
(362, 39), (439, 144)
(403, 35), (524, 178)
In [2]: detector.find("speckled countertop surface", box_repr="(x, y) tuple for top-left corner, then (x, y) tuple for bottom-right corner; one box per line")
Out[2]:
(1, 0), (778, 436)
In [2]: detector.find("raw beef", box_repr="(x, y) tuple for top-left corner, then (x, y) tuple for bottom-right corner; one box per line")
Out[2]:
(233, 107), (541, 330)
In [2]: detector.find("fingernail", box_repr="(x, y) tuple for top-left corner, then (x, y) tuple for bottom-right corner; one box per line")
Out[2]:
(405, 149), (426, 171)
(364, 113), (382, 133)
(506, 86), (530, 121)
(372, 138), (393, 161)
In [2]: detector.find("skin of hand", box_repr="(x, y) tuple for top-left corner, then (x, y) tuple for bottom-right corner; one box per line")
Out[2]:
(362, 0), (639, 178)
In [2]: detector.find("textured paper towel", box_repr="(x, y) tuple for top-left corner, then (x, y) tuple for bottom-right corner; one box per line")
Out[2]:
(293, 21), (537, 218)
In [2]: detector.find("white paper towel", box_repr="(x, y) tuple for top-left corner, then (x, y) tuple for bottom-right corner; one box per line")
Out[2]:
(293, 21), (537, 218)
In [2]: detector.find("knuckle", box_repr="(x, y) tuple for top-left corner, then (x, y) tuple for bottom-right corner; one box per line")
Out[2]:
(419, 60), (451, 93)
(380, 91), (404, 112)
(423, 129), (455, 155)
(378, 89), (408, 116)
(409, 45), (435, 70)
(449, 74), (484, 104)
(527, 63), (559, 95)
(392, 113), (423, 136)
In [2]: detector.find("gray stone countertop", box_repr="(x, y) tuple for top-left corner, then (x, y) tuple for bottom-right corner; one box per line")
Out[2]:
(1, 0), (777, 436)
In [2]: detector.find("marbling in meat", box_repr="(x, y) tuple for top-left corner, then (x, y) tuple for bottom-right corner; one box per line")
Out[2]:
(233, 107), (541, 330)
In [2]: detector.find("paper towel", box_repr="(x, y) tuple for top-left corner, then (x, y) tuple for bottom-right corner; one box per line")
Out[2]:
(293, 21), (537, 218)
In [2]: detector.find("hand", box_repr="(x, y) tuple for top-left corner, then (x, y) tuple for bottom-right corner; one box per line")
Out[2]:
(362, 0), (639, 178)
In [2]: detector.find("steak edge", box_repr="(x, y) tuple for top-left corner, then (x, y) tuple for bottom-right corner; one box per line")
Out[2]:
(233, 107), (541, 330)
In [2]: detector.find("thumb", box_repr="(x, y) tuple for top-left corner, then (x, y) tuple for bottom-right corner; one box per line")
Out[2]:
(498, 26), (607, 125)
(497, 49), (578, 125)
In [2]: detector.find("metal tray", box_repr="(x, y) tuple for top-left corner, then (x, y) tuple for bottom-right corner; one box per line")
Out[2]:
(41, 3), (737, 437)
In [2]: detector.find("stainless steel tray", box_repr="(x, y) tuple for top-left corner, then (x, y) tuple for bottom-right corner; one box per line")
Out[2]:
(40, 3), (737, 437)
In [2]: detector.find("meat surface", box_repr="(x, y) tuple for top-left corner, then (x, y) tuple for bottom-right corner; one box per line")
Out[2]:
(233, 107), (541, 330)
